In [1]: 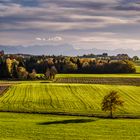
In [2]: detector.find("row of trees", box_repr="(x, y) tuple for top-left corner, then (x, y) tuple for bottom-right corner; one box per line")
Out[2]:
(0, 55), (136, 79)
(0, 57), (57, 80)
(25, 56), (136, 74)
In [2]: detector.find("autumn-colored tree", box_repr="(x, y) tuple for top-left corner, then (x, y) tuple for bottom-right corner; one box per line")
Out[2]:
(50, 66), (57, 79)
(29, 69), (37, 79)
(101, 91), (124, 118)
(17, 67), (28, 80)
(6, 58), (12, 75)
(45, 68), (51, 79)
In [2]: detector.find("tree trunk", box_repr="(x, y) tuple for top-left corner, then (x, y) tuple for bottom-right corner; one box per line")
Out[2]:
(110, 109), (113, 118)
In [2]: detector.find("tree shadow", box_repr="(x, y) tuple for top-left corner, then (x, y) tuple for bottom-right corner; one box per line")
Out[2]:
(37, 119), (95, 125)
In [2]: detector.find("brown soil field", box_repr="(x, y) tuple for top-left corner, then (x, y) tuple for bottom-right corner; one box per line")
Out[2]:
(55, 77), (140, 86)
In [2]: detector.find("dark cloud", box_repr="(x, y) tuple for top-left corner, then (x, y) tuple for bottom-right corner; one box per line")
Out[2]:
(115, 4), (140, 11)
(0, 0), (140, 49)
(0, 0), (39, 7)
(46, 0), (108, 10)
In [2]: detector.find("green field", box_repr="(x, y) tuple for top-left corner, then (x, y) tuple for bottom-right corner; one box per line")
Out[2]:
(136, 66), (140, 73)
(0, 112), (140, 140)
(0, 74), (140, 140)
(0, 83), (140, 117)
(57, 73), (140, 78)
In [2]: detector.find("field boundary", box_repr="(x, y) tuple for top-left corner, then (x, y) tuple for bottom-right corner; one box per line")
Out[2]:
(0, 110), (140, 119)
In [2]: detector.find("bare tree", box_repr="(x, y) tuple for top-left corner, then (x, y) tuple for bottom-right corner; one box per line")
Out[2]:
(45, 68), (51, 79)
(50, 66), (57, 79)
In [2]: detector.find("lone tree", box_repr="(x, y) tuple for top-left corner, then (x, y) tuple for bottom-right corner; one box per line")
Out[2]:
(101, 91), (124, 118)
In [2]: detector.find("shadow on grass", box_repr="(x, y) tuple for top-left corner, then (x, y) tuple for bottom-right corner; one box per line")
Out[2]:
(37, 119), (95, 125)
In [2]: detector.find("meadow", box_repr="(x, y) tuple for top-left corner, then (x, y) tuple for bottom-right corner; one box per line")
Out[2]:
(0, 112), (140, 140)
(136, 66), (140, 73)
(0, 73), (140, 139)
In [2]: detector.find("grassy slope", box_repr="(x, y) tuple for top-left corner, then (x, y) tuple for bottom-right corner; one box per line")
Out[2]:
(0, 83), (140, 117)
(0, 112), (140, 140)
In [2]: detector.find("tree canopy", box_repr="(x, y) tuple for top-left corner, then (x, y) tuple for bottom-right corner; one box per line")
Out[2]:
(101, 91), (124, 118)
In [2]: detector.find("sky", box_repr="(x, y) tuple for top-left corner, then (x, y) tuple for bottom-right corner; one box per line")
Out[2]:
(0, 0), (140, 50)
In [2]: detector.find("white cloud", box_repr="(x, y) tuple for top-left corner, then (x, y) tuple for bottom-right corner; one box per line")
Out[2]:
(36, 37), (42, 41)
(35, 36), (63, 42)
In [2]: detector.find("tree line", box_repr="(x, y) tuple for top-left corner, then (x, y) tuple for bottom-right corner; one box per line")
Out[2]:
(0, 55), (136, 79)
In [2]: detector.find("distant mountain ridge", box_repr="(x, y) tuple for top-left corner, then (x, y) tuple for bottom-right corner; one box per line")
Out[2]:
(0, 44), (140, 57)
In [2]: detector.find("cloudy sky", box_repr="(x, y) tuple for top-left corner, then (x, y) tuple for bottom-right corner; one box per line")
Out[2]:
(0, 0), (140, 50)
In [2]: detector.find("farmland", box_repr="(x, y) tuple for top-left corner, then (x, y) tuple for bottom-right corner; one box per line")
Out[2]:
(0, 83), (140, 117)
(55, 77), (140, 85)
(136, 66), (140, 73)
(56, 73), (140, 78)
(0, 74), (140, 139)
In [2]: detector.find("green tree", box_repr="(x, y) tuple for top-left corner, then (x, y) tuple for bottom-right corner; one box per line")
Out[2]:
(0, 59), (11, 78)
(132, 56), (139, 61)
(101, 91), (124, 118)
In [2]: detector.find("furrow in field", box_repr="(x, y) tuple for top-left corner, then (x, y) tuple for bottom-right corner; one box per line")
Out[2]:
(45, 85), (55, 109)
(0, 86), (17, 111)
(50, 86), (64, 110)
(51, 86), (67, 111)
(21, 85), (30, 111)
(80, 85), (100, 110)
(31, 84), (42, 111)
(117, 88), (140, 114)
(47, 85), (60, 110)
(12, 86), (21, 112)
(69, 85), (88, 110)
(38, 85), (47, 112)
(75, 86), (94, 110)
(40, 85), (47, 111)
(64, 86), (80, 110)
(0, 83), (140, 117)
(0, 86), (12, 104)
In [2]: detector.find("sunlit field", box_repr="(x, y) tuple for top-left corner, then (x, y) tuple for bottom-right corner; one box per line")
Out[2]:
(56, 73), (140, 78)
(0, 112), (140, 140)
(0, 73), (140, 140)
(0, 83), (140, 117)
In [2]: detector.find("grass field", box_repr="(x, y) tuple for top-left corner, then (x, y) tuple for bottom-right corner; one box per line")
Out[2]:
(0, 112), (140, 140)
(0, 83), (140, 117)
(0, 73), (140, 140)
(136, 66), (140, 73)
(56, 73), (140, 78)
